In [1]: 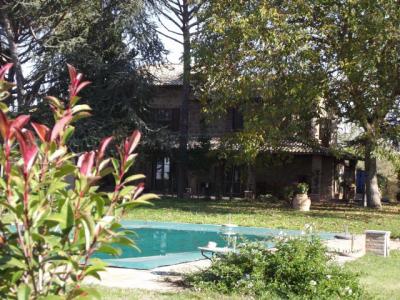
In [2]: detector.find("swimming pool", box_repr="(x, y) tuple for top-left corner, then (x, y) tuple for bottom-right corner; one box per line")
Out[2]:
(93, 221), (335, 270)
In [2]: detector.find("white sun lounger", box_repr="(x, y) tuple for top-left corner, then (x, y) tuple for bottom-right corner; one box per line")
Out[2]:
(198, 246), (236, 259)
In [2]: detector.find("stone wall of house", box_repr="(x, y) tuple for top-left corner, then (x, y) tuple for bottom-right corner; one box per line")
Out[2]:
(188, 101), (232, 137)
(253, 154), (336, 201)
(151, 86), (232, 137)
(254, 155), (313, 196)
(151, 86), (183, 108)
(147, 86), (350, 201)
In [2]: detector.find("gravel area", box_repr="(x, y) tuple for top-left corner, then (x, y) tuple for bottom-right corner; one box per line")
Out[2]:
(84, 259), (210, 292)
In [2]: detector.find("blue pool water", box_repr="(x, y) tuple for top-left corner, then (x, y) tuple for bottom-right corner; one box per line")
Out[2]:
(93, 221), (335, 270)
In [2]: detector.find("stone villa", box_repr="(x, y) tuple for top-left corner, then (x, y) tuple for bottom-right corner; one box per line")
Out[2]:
(142, 64), (359, 201)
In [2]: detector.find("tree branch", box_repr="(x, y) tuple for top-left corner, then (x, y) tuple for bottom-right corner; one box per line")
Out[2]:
(155, 0), (184, 23)
(188, 20), (200, 30)
(155, 8), (183, 30)
(171, 0), (183, 14)
(188, 2), (204, 15)
(164, 1), (183, 16)
(155, 29), (183, 45)
(189, 29), (201, 37)
(157, 14), (183, 36)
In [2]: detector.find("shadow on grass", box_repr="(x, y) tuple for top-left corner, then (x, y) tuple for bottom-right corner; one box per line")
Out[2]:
(140, 197), (399, 221)
(310, 201), (400, 216)
(136, 198), (289, 216)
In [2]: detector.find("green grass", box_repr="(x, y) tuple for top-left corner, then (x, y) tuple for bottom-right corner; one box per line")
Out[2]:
(95, 288), (248, 300)
(126, 197), (400, 238)
(345, 251), (400, 299)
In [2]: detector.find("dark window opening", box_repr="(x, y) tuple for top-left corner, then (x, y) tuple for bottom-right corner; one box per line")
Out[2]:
(153, 157), (171, 192)
(153, 108), (180, 132)
(232, 109), (244, 131)
(157, 109), (172, 123)
(224, 166), (242, 196)
(156, 157), (170, 180)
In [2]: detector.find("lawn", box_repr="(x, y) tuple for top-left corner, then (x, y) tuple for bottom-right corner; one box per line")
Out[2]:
(345, 251), (400, 300)
(96, 288), (249, 300)
(126, 197), (400, 238)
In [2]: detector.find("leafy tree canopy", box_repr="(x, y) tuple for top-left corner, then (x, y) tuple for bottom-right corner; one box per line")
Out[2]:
(302, 0), (400, 207)
(1, 0), (165, 150)
(195, 0), (400, 207)
(194, 0), (323, 163)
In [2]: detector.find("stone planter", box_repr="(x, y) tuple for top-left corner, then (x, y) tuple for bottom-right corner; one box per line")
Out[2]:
(293, 193), (311, 211)
(244, 190), (255, 200)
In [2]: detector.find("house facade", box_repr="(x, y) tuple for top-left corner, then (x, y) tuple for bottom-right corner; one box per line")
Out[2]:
(142, 64), (358, 201)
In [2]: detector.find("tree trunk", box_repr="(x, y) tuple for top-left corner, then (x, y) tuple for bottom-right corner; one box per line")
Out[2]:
(177, 0), (190, 199)
(0, 12), (25, 109)
(246, 163), (256, 194)
(214, 161), (224, 200)
(365, 142), (382, 208)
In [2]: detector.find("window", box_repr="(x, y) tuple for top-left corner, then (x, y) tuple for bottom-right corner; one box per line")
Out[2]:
(233, 167), (241, 183)
(156, 109), (172, 124)
(153, 108), (180, 131)
(153, 156), (173, 192)
(231, 108), (244, 131)
(224, 166), (242, 195)
(156, 157), (170, 180)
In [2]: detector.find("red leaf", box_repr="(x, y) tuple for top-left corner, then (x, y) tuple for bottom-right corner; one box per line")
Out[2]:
(31, 122), (50, 143)
(123, 139), (130, 158)
(15, 129), (38, 175)
(67, 64), (77, 83)
(66, 64), (90, 100)
(97, 136), (113, 162)
(11, 115), (30, 131)
(77, 151), (96, 176)
(0, 110), (9, 140)
(127, 130), (141, 155)
(75, 81), (91, 95)
(51, 112), (73, 141)
(0, 63), (13, 80)
(0, 112), (30, 142)
(133, 182), (145, 200)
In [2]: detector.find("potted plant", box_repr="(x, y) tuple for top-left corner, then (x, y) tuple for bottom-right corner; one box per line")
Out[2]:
(292, 182), (311, 211)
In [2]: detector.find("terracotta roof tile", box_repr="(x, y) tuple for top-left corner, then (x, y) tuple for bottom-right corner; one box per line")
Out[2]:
(148, 64), (183, 86)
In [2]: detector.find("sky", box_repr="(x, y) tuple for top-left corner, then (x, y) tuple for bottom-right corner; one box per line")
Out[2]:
(161, 35), (182, 64)
(156, 15), (183, 64)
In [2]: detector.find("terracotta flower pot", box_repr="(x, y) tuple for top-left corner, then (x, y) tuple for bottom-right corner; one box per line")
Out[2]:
(293, 193), (311, 211)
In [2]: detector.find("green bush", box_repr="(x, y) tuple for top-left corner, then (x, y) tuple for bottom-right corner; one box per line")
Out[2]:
(296, 182), (309, 194)
(186, 237), (363, 299)
(0, 64), (157, 298)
